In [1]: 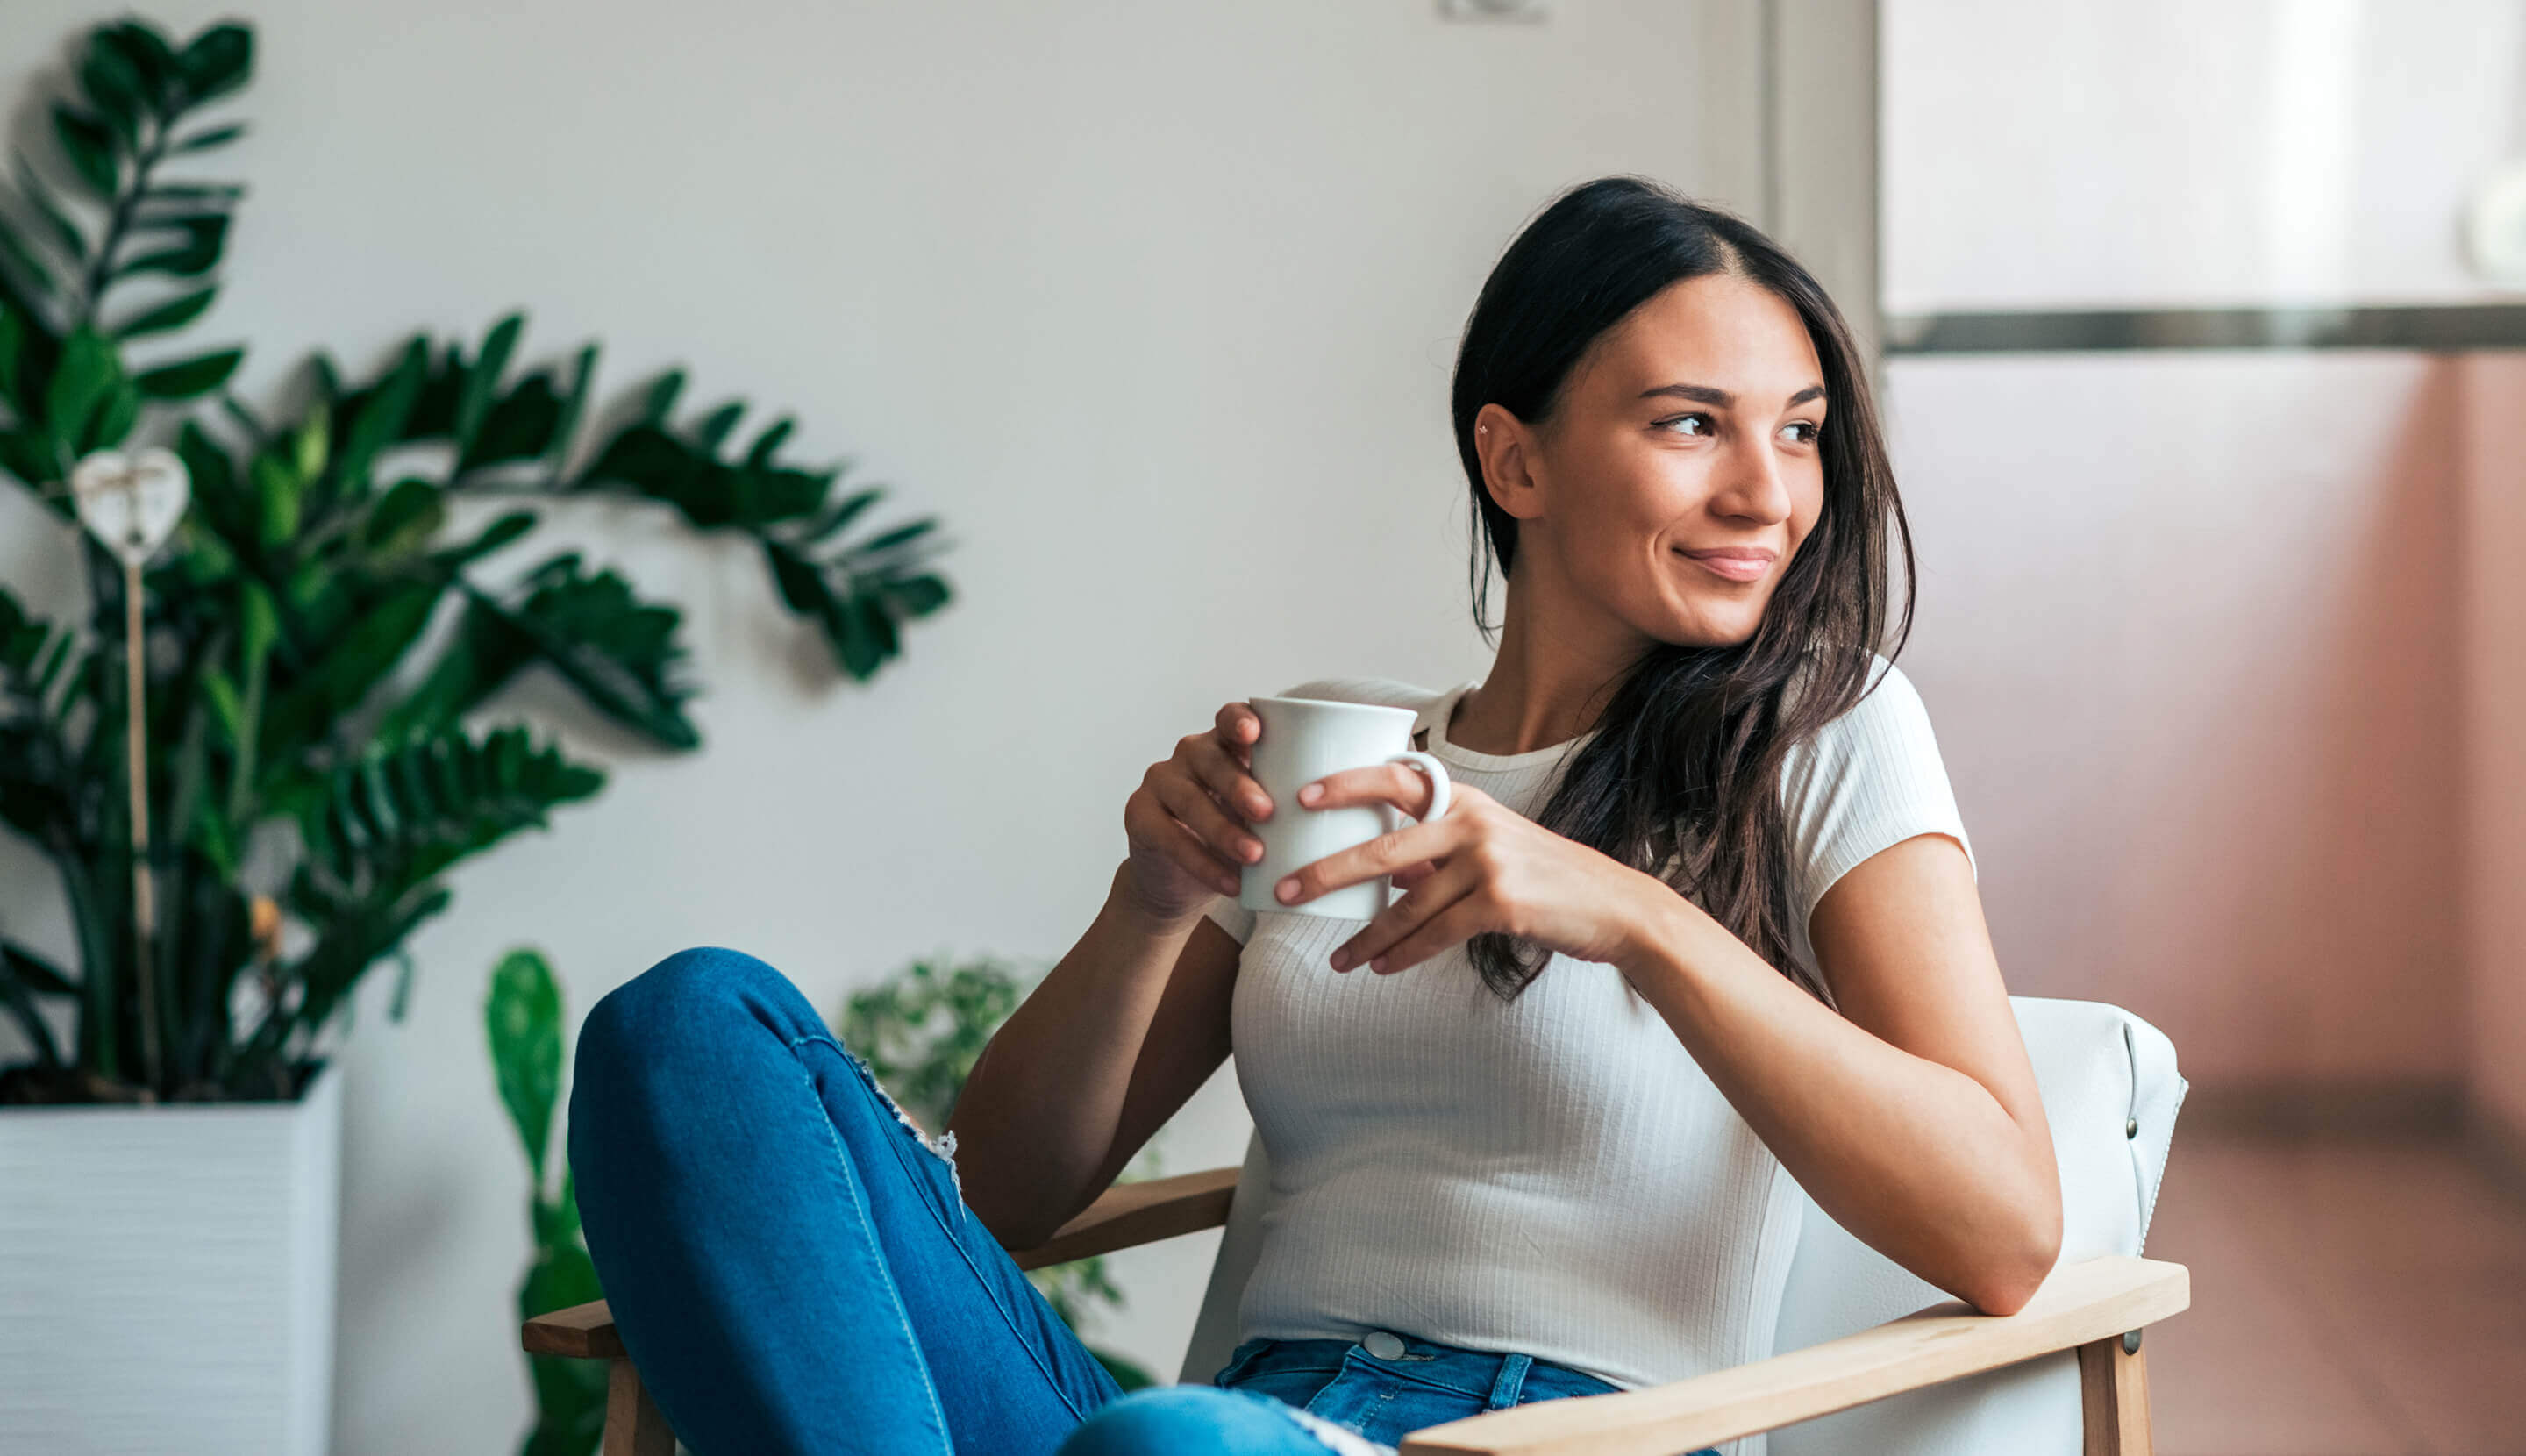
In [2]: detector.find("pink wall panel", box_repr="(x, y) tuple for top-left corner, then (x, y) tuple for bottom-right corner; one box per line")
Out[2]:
(2461, 353), (2526, 1134)
(1886, 353), (2465, 1082)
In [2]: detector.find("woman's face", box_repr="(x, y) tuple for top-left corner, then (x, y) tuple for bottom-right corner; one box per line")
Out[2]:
(1485, 271), (1828, 649)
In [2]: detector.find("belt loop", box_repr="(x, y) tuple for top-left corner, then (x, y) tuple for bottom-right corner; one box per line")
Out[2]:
(1487, 1352), (1533, 1410)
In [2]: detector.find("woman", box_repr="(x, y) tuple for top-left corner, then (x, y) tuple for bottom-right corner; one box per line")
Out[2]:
(569, 177), (2060, 1456)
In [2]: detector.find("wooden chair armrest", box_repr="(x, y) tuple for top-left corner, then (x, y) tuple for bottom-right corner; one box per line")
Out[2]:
(1008, 1164), (1240, 1270)
(1397, 1255), (2190, 1456)
(523, 1298), (626, 1360)
(520, 1164), (1243, 1360)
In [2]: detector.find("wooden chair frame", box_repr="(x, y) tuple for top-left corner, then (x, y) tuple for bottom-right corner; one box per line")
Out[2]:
(523, 1164), (2187, 1456)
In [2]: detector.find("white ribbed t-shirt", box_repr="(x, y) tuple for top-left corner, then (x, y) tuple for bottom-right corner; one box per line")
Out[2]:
(1206, 660), (1973, 1455)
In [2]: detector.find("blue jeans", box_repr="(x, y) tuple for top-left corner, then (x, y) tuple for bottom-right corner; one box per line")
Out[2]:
(571, 947), (1712, 1456)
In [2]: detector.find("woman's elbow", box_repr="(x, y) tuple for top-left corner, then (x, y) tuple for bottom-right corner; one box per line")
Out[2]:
(1962, 1200), (2064, 1317)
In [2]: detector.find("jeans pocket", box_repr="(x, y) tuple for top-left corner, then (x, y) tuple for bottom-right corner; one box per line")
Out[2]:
(1209, 1337), (1274, 1388)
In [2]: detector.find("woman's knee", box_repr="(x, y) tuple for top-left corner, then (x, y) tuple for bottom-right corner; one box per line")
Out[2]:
(576, 946), (809, 1082)
(1060, 1388), (1352, 1456)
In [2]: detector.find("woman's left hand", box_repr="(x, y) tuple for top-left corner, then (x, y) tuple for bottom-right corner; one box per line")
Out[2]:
(1272, 766), (1669, 974)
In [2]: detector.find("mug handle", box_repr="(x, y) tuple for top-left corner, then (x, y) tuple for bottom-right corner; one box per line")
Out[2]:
(1384, 750), (1452, 824)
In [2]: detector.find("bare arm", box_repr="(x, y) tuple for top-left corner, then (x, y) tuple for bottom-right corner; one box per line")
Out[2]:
(1619, 834), (2060, 1313)
(948, 701), (1273, 1248)
(950, 879), (1239, 1246)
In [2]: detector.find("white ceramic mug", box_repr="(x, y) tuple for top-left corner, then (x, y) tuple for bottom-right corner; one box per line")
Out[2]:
(1238, 696), (1452, 921)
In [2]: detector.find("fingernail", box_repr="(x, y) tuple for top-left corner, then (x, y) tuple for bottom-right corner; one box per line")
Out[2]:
(1371, 955), (1389, 973)
(1275, 875), (1300, 903)
(1298, 783), (1323, 806)
(1242, 839), (1262, 862)
(1328, 947), (1351, 970)
(1251, 796), (1273, 819)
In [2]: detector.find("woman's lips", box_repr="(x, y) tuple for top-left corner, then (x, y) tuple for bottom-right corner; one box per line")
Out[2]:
(1676, 546), (1776, 583)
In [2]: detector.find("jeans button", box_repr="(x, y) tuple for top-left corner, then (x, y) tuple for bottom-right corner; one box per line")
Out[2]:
(1363, 1331), (1406, 1360)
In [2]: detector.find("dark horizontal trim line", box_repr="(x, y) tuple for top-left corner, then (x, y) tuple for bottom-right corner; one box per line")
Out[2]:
(1884, 303), (2526, 354)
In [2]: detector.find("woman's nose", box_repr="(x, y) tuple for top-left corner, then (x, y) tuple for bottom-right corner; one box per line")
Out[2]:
(1709, 436), (1794, 525)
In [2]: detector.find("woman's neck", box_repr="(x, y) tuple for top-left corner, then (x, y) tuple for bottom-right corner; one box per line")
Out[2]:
(1449, 577), (1645, 757)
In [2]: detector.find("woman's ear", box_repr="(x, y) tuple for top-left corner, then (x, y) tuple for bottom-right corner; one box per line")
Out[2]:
(1474, 403), (1545, 522)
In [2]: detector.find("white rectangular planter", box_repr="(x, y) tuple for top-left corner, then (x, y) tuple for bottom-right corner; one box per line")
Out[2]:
(0, 1064), (341, 1456)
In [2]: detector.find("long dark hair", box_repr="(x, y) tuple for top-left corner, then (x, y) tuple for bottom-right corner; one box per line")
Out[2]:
(1451, 176), (1912, 1001)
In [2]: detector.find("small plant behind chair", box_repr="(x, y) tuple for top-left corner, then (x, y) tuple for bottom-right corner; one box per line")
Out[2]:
(486, 948), (609, 1456)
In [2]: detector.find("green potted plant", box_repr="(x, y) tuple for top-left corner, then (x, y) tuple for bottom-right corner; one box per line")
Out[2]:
(0, 18), (953, 1453)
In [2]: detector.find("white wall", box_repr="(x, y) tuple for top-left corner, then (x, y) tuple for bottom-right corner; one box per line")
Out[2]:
(1883, 0), (2526, 312)
(0, 4), (1766, 1452)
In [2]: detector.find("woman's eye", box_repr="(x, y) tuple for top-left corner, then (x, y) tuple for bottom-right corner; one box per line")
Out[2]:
(1779, 420), (1821, 446)
(1659, 413), (1714, 437)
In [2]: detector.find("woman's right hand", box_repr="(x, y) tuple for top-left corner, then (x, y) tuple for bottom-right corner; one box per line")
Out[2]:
(1120, 700), (1274, 923)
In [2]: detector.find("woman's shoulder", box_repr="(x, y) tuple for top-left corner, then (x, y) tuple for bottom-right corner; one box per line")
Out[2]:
(1778, 653), (1976, 909)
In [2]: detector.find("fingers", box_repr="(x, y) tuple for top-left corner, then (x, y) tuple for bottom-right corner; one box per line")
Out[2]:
(1273, 817), (1452, 906)
(1297, 762), (1448, 820)
(1127, 784), (1243, 896)
(1188, 705), (1273, 824)
(1330, 860), (1482, 972)
(1213, 701), (1263, 769)
(1152, 764), (1263, 869)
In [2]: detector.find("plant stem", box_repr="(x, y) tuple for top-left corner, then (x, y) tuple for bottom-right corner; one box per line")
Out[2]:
(76, 113), (175, 331)
(124, 558), (161, 1094)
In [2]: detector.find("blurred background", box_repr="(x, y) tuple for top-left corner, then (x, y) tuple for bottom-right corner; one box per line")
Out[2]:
(0, 3), (2521, 1453)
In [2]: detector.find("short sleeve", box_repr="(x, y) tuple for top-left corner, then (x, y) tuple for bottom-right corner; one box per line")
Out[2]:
(1205, 895), (1256, 946)
(1777, 659), (1975, 937)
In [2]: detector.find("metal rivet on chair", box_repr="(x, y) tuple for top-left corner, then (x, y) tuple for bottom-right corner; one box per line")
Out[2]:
(2125, 1117), (2139, 1138)
(2123, 1329), (2142, 1355)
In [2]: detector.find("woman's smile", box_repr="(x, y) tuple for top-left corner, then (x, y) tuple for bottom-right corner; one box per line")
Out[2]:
(1673, 544), (1777, 583)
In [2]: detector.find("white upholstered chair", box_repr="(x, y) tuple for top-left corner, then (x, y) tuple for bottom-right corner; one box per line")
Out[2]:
(526, 996), (2189, 1456)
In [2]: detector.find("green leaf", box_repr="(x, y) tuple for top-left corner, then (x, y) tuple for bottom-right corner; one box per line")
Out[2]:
(694, 402), (744, 454)
(545, 344), (596, 481)
(745, 417), (796, 468)
(487, 947), (563, 1181)
(100, 21), (180, 106)
(762, 541), (829, 615)
(50, 104), (120, 198)
(0, 304), (20, 409)
(334, 338), (427, 489)
(118, 212), (228, 279)
(0, 429), (59, 491)
(168, 122), (246, 155)
(453, 313), (524, 449)
(43, 326), (118, 443)
(637, 369), (684, 426)
(14, 153), (89, 263)
(802, 487), (883, 543)
(260, 582), (441, 753)
(2, 941), (79, 998)
(852, 519), (938, 557)
(77, 44), (147, 145)
(460, 372), (564, 472)
(202, 666), (245, 745)
(133, 346), (241, 400)
(176, 23), (254, 104)
(883, 573), (952, 617)
(481, 554), (700, 749)
(85, 379), (138, 452)
(432, 508), (537, 570)
(253, 450), (303, 546)
(112, 283), (217, 340)
(0, 973), (63, 1068)
(0, 212), (62, 312)
(360, 477), (446, 558)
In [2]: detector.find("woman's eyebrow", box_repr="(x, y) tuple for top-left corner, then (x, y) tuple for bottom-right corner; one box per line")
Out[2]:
(1638, 382), (1830, 407)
